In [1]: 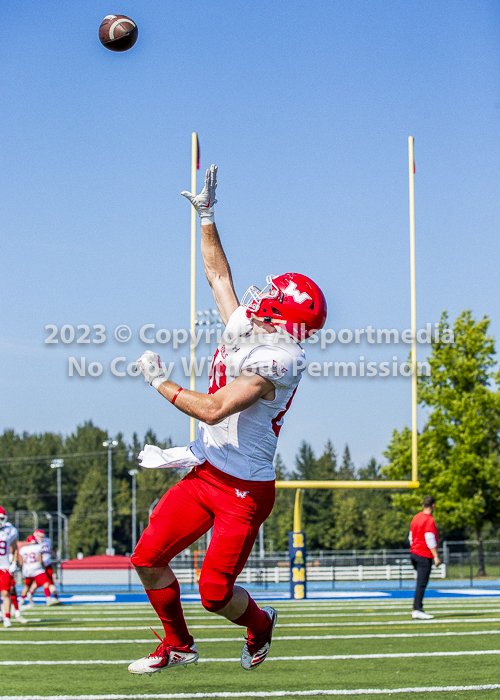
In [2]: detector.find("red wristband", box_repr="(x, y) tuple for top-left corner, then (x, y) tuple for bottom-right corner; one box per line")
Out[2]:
(171, 387), (184, 405)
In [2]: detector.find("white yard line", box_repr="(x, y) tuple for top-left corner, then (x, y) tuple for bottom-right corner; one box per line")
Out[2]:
(42, 597), (500, 611)
(3, 686), (500, 699)
(6, 616), (500, 633)
(4, 629), (500, 645)
(4, 649), (500, 666)
(54, 607), (500, 622)
(38, 603), (500, 617)
(3, 687), (500, 700)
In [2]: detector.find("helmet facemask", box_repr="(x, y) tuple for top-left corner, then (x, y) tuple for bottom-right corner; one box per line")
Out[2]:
(241, 275), (282, 322)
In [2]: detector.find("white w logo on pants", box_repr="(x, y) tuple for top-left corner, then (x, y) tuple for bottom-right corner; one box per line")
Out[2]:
(235, 489), (249, 499)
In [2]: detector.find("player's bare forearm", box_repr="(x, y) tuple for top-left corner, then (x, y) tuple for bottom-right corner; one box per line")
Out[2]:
(201, 222), (238, 324)
(156, 372), (273, 425)
(430, 546), (441, 565)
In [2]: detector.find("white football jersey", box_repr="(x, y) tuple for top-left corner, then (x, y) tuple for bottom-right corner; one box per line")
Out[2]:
(19, 543), (45, 578)
(192, 306), (306, 481)
(0, 523), (18, 571)
(39, 537), (53, 566)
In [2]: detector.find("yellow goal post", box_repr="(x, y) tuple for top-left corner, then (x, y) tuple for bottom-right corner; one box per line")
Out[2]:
(276, 136), (420, 534)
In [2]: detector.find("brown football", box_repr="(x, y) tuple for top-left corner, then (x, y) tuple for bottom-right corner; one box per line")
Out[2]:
(99, 15), (138, 52)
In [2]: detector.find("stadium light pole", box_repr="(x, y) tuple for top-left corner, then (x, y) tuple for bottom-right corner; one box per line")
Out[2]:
(44, 512), (53, 544)
(103, 440), (118, 556)
(128, 469), (139, 552)
(196, 309), (222, 358)
(50, 459), (64, 559)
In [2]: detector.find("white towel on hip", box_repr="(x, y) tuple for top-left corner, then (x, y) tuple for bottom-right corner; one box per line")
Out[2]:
(138, 444), (204, 470)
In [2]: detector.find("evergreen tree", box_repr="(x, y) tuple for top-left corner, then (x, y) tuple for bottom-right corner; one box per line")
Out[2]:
(69, 463), (108, 557)
(339, 445), (356, 480)
(306, 441), (338, 548)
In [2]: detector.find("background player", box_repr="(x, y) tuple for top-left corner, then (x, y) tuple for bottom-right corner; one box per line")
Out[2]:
(0, 506), (19, 628)
(129, 165), (327, 675)
(33, 529), (60, 603)
(409, 495), (441, 619)
(19, 535), (57, 606)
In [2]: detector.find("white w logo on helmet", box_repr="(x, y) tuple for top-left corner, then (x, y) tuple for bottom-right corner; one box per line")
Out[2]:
(284, 281), (312, 304)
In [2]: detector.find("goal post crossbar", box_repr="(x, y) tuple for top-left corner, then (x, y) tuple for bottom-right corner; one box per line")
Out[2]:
(276, 481), (419, 489)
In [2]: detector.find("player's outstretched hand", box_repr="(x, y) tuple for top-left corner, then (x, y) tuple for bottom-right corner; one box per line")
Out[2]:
(136, 351), (166, 389)
(181, 164), (218, 224)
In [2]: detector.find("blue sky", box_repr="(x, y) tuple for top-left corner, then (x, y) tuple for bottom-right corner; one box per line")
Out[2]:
(1, 0), (499, 472)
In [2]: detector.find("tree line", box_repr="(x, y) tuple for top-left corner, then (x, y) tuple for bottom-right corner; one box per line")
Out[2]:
(1, 310), (499, 567)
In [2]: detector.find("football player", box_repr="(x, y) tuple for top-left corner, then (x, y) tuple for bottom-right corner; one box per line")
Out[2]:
(8, 578), (27, 624)
(33, 529), (60, 602)
(0, 506), (19, 628)
(19, 535), (57, 606)
(130, 165), (327, 674)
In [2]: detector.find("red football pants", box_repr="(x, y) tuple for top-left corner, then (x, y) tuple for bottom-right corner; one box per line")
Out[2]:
(131, 462), (275, 611)
(44, 565), (54, 585)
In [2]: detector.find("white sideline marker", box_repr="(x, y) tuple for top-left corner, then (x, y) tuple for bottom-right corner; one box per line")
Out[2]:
(4, 649), (500, 665)
(3, 684), (500, 698)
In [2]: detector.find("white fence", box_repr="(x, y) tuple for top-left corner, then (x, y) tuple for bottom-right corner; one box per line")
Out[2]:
(59, 563), (446, 586)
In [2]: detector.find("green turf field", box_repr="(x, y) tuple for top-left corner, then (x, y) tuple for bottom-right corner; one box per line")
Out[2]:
(2, 596), (500, 698)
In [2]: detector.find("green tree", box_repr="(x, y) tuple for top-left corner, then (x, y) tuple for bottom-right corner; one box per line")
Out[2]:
(0, 429), (63, 514)
(69, 463), (108, 557)
(264, 453), (294, 551)
(384, 311), (500, 574)
(356, 459), (409, 549)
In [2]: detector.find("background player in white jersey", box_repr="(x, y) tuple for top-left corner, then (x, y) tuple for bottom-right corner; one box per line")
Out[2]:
(19, 535), (57, 606)
(130, 165), (327, 675)
(0, 506), (20, 627)
(33, 529), (60, 602)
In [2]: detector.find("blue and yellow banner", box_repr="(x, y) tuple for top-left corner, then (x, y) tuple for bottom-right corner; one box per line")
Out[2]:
(289, 531), (307, 599)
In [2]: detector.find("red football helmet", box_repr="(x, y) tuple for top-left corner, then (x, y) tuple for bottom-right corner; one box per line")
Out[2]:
(241, 273), (327, 341)
(0, 507), (6, 528)
(27, 535), (36, 543)
(34, 529), (45, 543)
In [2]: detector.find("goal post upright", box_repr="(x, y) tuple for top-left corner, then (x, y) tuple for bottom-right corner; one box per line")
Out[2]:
(408, 135), (418, 485)
(283, 138), (420, 583)
(190, 132), (198, 443)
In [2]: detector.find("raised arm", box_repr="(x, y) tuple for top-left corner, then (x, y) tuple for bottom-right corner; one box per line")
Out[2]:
(181, 165), (238, 324)
(136, 351), (274, 424)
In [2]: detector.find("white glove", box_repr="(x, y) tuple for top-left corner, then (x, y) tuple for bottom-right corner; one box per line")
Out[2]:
(136, 351), (166, 390)
(9, 562), (17, 574)
(181, 164), (218, 224)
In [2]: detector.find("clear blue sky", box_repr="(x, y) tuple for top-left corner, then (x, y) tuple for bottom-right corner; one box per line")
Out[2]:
(1, 0), (499, 472)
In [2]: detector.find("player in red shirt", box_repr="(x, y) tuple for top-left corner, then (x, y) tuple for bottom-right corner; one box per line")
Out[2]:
(128, 165), (327, 675)
(409, 495), (441, 619)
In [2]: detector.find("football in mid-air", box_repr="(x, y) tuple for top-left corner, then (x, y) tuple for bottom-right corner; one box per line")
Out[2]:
(99, 15), (138, 52)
